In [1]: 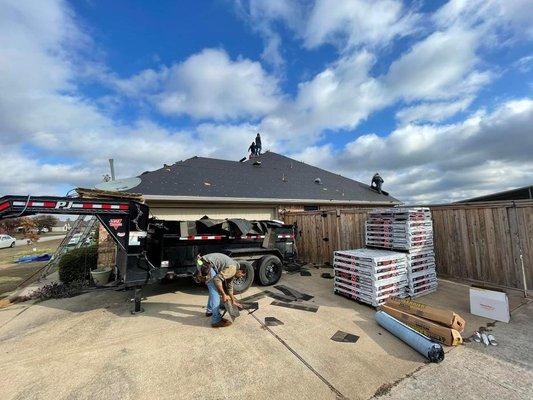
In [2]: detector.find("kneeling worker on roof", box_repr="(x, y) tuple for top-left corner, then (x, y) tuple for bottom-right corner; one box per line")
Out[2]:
(195, 253), (245, 328)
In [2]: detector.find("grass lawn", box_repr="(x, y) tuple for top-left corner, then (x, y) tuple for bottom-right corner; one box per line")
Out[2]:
(0, 238), (63, 265)
(0, 239), (62, 298)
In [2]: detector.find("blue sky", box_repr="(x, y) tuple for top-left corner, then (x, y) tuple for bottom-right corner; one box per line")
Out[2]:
(0, 0), (532, 202)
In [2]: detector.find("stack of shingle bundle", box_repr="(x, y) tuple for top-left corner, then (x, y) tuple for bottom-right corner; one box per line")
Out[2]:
(406, 249), (437, 297)
(391, 208), (433, 251)
(333, 248), (408, 307)
(364, 209), (394, 249)
(365, 207), (437, 298)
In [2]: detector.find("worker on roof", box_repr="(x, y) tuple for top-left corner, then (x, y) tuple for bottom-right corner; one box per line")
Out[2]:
(248, 141), (256, 158)
(195, 253), (245, 328)
(371, 173), (384, 194)
(255, 133), (262, 155)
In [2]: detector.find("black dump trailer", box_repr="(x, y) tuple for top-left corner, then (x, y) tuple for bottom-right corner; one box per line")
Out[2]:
(0, 195), (296, 311)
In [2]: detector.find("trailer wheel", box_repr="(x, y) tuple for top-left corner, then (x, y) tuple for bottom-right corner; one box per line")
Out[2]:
(233, 261), (254, 294)
(256, 255), (282, 286)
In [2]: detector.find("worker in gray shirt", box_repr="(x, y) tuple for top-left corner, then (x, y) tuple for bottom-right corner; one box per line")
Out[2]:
(195, 253), (245, 328)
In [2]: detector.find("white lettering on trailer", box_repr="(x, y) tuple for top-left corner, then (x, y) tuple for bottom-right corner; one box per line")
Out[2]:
(55, 201), (73, 209)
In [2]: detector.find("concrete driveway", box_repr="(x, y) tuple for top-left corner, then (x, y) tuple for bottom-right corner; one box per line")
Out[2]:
(0, 271), (530, 400)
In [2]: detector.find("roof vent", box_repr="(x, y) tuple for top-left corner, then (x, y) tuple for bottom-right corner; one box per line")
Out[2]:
(253, 161), (262, 167)
(314, 178), (322, 184)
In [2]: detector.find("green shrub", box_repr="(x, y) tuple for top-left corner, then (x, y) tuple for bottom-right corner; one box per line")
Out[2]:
(58, 245), (98, 284)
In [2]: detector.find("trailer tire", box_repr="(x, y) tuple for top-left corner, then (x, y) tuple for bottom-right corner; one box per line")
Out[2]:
(256, 255), (283, 286)
(233, 261), (254, 294)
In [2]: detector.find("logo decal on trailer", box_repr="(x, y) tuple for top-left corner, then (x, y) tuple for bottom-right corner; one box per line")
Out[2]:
(109, 219), (123, 230)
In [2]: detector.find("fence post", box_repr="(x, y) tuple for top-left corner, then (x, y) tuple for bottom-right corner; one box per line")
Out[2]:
(507, 203), (528, 297)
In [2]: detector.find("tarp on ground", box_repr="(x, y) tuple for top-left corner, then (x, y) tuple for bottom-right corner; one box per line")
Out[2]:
(16, 254), (52, 263)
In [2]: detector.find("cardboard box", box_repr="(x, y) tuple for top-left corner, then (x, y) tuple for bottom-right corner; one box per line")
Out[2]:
(469, 285), (510, 323)
(381, 305), (463, 346)
(385, 297), (465, 332)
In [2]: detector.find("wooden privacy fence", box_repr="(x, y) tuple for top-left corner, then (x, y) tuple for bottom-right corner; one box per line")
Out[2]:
(281, 201), (533, 292)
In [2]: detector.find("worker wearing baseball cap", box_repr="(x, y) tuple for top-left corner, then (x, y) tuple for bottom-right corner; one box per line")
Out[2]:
(195, 253), (245, 328)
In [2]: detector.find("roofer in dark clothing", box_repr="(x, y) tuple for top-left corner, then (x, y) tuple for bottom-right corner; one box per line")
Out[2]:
(194, 253), (245, 328)
(371, 173), (384, 194)
(255, 133), (262, 155)
(248, 141), (256, 158)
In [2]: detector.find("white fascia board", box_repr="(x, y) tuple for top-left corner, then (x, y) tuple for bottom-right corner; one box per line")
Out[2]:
(143, 194), (400, 205)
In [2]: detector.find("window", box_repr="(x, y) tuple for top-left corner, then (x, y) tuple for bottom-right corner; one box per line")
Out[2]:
(304, 205), (319, 211)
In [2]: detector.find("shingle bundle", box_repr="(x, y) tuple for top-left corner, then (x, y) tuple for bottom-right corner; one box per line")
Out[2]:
(365, 207), (437, 298)
(407, 249), (438, 297)
(333, 248), (408, 307)
(366, 208), (433, 251)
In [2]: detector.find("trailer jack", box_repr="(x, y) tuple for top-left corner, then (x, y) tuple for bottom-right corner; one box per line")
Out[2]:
(131, 287), (144, 314)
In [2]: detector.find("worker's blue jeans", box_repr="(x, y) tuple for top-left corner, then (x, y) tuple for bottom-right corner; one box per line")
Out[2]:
(206, 268), (222, 325)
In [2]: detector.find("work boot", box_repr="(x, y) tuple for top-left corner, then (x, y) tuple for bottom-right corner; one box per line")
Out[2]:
(205, 311), (213, 317)
(212, 318), (232, 328)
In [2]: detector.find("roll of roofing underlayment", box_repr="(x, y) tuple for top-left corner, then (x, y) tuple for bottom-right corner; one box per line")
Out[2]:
(375, 310), (444, 363)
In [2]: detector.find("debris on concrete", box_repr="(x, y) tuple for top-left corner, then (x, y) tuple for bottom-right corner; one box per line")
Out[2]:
(375, 310), (444, 363)
(488, 334), (498, 346)
(331, 330), (359, 343)
(265, 317), (284, 326)
(321, 272), (333, 279)
(239, 291), (267, 303)
(264, 290), (296, 302)
(274, 284), (314, 301)
(270, 300), (319, 313)
(300, 270), (311, 276)
(481, 332), (490, 346)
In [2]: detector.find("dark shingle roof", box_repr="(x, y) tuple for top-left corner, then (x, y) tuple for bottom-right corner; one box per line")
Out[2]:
(127, 152), (399, 203)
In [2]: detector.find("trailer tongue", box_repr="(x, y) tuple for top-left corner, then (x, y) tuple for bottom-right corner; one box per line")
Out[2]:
(0, 195), (162, 311)
(0, 194), (295, 313)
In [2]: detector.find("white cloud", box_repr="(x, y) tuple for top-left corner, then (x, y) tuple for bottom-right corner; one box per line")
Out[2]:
(114, 48), (282, 120)
(384, 28), (490, 101)
(293, 99), (533, 203)
(236, 0), (302, 68)
(304, 0), (420, 50)
(0, 2), (271, 195)
(1, 0), (532, 204)
(433, 0), (533, 40)
(396, 97), (473, 124)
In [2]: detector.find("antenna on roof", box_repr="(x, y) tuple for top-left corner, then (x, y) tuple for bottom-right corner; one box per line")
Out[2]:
(108, 159), (116, 181)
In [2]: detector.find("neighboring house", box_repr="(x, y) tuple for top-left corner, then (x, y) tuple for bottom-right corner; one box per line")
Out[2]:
(51, 219), (73, 232)
(458, 185), (533, 203)
(125, 151), (400, 220)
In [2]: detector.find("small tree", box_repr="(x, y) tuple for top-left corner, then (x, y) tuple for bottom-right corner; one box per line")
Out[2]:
(19, 217), (39, 244)
(0, 218), (20, 235)
(33, 215), (59, 233)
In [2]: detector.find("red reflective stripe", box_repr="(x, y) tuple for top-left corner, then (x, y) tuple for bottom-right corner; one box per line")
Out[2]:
(119, 204), (129, 210)
(102, 204), (112, 209)
(43, 202), (56, 208)
(0, 202), (9, 211)
(83, 203), (93, 209)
